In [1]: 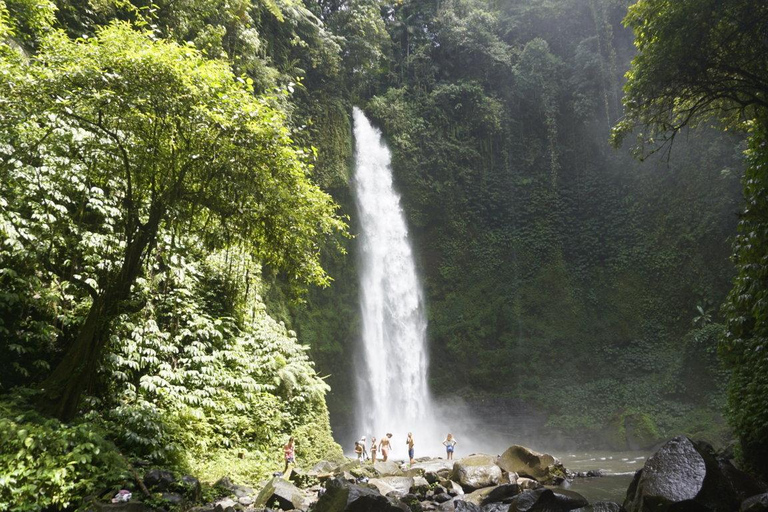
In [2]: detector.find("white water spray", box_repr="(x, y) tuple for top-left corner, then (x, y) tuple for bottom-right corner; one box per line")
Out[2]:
(352, 107), (447, 457)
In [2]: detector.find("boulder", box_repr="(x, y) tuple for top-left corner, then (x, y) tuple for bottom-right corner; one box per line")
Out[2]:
(498, 446), (567, 484)
(624, 436), (767, 512)
(290, 467), (319, 488)
(375, 460), (406, 477)
(378, 476), (415, 495)
(314, 477), (409, 512)
(484, 504), (512, 512)
(454, 501), (482, 512)
(442, 479), (465, 496)
(144, 469), (176, 491)
(508, 488), (589, 512)
(253, 476), (305, 510)
(481, 484), (521, 505)
(369, 478), (402, 497)
(573, 502), (624, 512)
(312, 460), (340, 475)
(517, 478), (542, 491)
(159, 492), (184, 505)
(179, 475), (202, 501)
(462, 487), (497, 506)
(742, 493), (768, 512)
(411, 460), (454, 483)
(411, 476), (431, 495)
(452, 455), (503, 491)
(213, 498), (237, 512)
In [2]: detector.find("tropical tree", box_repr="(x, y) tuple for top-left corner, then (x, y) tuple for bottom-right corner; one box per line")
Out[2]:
(613, 0), (768, 478)
(0, 22), (346, 420)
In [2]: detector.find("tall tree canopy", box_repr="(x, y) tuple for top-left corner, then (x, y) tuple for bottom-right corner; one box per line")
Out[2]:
(0, 21), (346, 420)
(614, 0), (768, 478)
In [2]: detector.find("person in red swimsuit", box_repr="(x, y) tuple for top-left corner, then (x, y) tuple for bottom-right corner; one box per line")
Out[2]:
(283, 436), (295, 474)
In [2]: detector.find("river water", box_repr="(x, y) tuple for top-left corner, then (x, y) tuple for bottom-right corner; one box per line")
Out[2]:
(557, 450), (647, 503)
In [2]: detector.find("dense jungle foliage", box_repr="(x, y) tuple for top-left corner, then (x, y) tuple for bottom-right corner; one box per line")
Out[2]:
(0, 0), (347, 508)
(296, 0), (746, 453)
(1, 0), (768, 507)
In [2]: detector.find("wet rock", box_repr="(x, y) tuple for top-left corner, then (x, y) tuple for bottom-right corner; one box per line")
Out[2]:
(375, 461), (406, 477)
(452, 455), (503, 491)
(368, 476), (415, 496)
(508, 488), (588, 512)
(481, 483), (521, 505)
(434, 493), (452, 504)
(444, 480), (466, 496)
(463, 487), (497, 506)
(144, 469), (176, 491)
(411, 476), (431, 495)
(742, 493), (768, 512)
(517, 478), (542, 491)
(311, 460), (340, 475)
(574, 502), (624, 512)
(160, 492), (184, 505)
(454, 501), (482, 512)
(290, 468), (318, 489)
(213, 497), (237, 512)
(179, 475), (202, 501)
(411, 460), (454, 484)
(253, 477), (305, 510)
(314, 477), (409, 512)
(483, 504), (511, 512)
(497, 446), (567, 484)
(214, 476), (235, 491)
(624, 436), (765, 512)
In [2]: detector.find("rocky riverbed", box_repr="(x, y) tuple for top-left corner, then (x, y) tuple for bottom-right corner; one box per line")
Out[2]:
(88, 436), (768, 512)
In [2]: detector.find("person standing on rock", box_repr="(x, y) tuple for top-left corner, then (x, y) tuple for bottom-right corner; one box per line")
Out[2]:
(406, 432), (415, 465)
(380, 433), (392, 462)
(354, 441), (364, 462)
(283, 436), (295, 474)
(359, 436), (369, 460)
(442, 433), (457, 460)
(371, 437), (378, 464)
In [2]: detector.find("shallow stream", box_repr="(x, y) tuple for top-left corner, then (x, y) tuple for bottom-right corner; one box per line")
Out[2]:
(555, 450), (649, 504)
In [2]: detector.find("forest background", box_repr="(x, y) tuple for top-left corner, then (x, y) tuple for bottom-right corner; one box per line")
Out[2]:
(1, 0), (767, 509)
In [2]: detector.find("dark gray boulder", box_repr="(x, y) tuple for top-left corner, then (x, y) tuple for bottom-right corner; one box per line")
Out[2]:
(624, 436), (767, 512)
(253, 477), (305, 510)
(482, 504), (511, 512)
(179, 475), (202, 501)
(508, 488), (589, 512)
(742, 493), (768, 512)
(314, 477), (409, 512)
(455, 501), (483, 512)
(144, 469), (176, 491)
(574, 502), (624, 512)
(481, 484), (521, 505)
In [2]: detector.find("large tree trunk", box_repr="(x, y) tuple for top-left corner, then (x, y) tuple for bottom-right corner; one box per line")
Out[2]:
(39, 203), (165, 421)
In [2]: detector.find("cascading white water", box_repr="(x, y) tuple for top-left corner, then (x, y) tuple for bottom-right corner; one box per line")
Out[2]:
(352, 107), (441, 456)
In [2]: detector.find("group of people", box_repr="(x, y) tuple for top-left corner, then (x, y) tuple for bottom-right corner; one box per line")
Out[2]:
(282, 432), (459, 474)
(355, 432), (458, 464)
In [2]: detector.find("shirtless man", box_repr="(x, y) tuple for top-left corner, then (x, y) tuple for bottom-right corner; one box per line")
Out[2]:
(379, 433), (393, 462)
(406, 432), (415, 465)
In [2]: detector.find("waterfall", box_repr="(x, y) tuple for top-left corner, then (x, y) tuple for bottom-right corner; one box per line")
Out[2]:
(352, 107), (440, 456)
